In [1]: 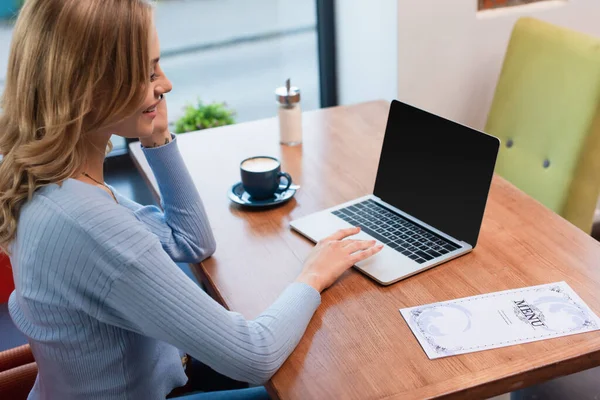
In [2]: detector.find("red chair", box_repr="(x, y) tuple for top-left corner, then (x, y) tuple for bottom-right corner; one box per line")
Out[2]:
(0, 254), (37, 399)
(0, 345), (37, 400)
(0, 253), (14, 303)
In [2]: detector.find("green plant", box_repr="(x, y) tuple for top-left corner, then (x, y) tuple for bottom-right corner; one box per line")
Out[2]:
(174, 99), (236, 134)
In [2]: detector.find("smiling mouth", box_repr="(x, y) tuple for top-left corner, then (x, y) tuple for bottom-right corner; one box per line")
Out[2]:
(143, 98), (161, 114)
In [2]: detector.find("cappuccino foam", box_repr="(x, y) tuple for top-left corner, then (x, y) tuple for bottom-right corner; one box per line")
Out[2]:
(241, 157), (279, 172)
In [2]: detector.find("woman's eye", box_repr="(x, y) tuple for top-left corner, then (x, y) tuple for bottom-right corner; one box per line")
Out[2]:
(150, 73), (157, 82)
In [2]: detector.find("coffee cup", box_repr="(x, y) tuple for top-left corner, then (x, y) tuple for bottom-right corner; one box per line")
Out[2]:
(240, 156), (292, 200)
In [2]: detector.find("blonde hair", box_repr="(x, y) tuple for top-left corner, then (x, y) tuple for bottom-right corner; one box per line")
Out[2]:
(0, 0), (153, 252)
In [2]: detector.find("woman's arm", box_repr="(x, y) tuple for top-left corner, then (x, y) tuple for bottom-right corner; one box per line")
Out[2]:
(100, 242), (320, 385)
(129, 98), (216, 263)
(122, 137), (216, 263)
(93, 226), (380, 384)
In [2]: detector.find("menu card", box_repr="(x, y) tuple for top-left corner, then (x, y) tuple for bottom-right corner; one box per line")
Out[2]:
(400, 282), (600, 359)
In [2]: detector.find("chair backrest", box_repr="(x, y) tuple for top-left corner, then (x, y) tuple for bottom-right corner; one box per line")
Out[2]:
(0, 345), (37, 400)
(0, 253), (14, 304)
(485, 18), (600, 233)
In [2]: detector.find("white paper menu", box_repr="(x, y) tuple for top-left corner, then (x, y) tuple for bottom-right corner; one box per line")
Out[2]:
(400, 282), (600, 359)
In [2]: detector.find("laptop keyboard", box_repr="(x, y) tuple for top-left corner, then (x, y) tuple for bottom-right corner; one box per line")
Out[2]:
(332, 199), (461, 264)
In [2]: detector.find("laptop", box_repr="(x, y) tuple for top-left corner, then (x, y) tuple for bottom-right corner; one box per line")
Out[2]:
(290, 100), (500, 285)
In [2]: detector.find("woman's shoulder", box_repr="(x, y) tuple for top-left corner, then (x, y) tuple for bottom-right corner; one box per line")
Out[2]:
(31, 179), (127, 217)
(13, 180), (161, 311)
(19, 179), (158, 263)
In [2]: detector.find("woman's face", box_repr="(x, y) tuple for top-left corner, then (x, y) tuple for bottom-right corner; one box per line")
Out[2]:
(112, 25), (172, 139)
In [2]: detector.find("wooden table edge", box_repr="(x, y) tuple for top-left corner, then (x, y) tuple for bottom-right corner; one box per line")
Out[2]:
(434, 349), (600, 400)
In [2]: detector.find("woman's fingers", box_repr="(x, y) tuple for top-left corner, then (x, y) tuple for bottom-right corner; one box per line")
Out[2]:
(343, 240), (376, 253)
(322, 227), (360, 242)
(350, 244), (384, 263)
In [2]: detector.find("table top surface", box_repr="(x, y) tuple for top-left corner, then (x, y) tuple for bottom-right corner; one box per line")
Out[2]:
(130, 101), (600, 400)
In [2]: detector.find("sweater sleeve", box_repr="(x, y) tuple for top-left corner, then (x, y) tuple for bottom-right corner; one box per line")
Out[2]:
(117, 137), (216, 263)
(98, 241), (321, 385)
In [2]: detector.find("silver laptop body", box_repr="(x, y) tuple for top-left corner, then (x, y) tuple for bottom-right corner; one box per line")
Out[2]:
(290, 101), (499, 285)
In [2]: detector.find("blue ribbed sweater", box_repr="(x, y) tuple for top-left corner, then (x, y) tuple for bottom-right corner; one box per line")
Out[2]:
(8, 138), (321, 399)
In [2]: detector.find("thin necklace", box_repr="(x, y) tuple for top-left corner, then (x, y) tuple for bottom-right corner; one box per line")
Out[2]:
(82, 172), (118, 203)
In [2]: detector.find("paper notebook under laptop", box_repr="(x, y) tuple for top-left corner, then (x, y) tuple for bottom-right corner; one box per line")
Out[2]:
(290, 100), (500, 285)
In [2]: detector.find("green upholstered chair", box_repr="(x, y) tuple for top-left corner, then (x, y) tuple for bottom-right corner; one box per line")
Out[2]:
(485, 17), (600, 234)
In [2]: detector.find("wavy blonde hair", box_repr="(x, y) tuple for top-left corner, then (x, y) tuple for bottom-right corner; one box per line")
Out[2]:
(0, 0), (153, 253)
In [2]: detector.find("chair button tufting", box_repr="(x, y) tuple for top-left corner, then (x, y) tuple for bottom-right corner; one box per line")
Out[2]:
(543, 159), (550, 169)
(506, 139), (514, 148)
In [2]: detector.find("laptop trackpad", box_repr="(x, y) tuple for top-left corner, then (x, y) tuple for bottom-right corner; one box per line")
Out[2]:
(291, 211), (421, 285)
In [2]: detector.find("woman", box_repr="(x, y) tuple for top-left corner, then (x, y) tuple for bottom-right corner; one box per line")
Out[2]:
(0, 1), (382, 399)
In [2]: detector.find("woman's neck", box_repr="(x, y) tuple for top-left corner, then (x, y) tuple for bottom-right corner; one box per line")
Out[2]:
(78, 132), (113, 183)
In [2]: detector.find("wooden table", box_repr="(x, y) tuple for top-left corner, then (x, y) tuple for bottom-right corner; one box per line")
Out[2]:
(130, 101), (600, 399)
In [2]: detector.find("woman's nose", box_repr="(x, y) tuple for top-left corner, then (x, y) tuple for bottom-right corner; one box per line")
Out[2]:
(156, 75), (173, 96)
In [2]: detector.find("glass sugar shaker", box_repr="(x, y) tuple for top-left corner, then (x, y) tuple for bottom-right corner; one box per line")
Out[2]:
(276, 78), (302, 146)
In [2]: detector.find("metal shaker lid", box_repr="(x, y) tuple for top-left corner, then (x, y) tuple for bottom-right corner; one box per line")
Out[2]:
(275, 78), (301, 105)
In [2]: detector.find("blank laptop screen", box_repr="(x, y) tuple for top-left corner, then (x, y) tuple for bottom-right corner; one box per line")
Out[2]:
(373, 100), (500, 247)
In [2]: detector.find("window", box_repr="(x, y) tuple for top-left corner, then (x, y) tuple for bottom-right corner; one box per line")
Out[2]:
(0, 0), (321, 156)
(156, 0), (319, 127)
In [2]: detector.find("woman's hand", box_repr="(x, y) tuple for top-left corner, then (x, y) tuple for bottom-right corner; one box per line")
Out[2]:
(296, 227), (383, 292)
(140, 97), (171, 148)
